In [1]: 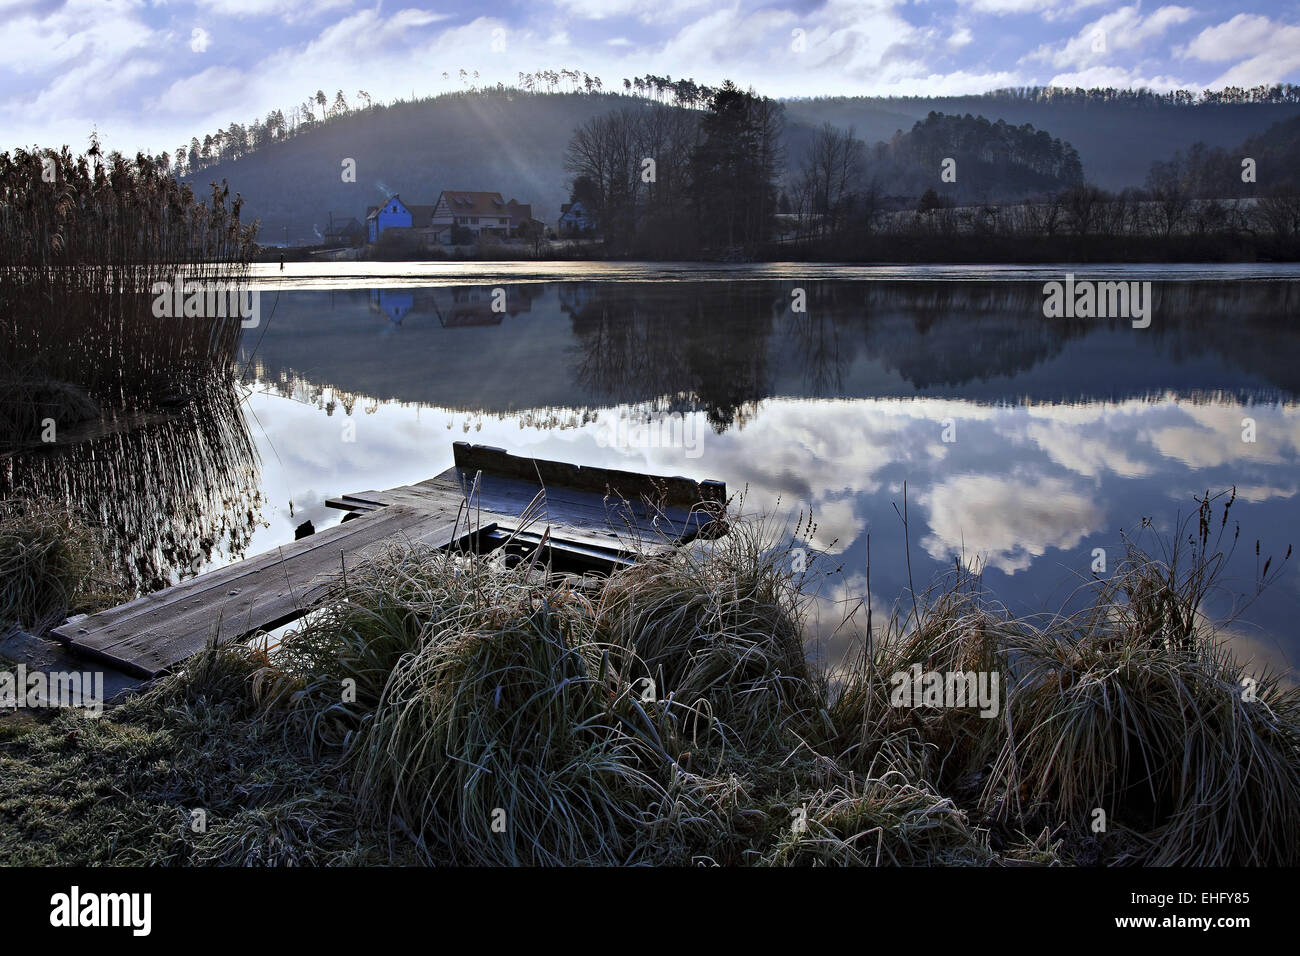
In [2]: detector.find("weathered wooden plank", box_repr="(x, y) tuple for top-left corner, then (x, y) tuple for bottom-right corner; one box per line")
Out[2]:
(478, 527), (638, 570)
(0, 628), (145, 705)
(326, 473), (694, 566)
(57, 505), (428, 640)
(370, 485), (644, 555)
(329, 449), (726, 544)
(408, 469), (717, 541)
(54, 505), (462, 678)
(452, 442), (726, 509)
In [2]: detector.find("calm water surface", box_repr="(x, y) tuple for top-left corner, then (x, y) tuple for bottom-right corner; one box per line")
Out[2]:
(17, 263), (1300, 678)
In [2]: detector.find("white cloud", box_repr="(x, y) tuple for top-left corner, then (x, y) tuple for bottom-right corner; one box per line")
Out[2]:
(1047, 65), (1193, 91)
(0, 0), (155, 74)
(956, 0), (1119, 17)
(156, 65), (248, 113)
(1181, 13), (1277, 61)
(1181, 14), (1300, 87)
(190, 27), (211, 53)
(918, 473), (1105, 574)
(555, 0), (714, 22)
(956, 0), (1056, 14)
(193, 0), (355, 21)
(865, 68), (1025, 96)
(1025, 5), (1195, 72)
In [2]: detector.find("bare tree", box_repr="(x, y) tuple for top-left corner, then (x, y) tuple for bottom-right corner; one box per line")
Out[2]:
(1256, 186), (1300, 238)
(1147, 157), (1190, 236)
(1061, 183), (1108, 236)
(797, 123), (865, 238)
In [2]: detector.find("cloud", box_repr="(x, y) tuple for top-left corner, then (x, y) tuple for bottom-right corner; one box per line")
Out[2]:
(1046, 65), (1193, 91)
(1146, 403), (1300, 470)
(956, 0), (1057, 14)
(955, 0), (1122, 17)
(918, 473), (1105, 574)
(1181, 14), (1300, 88)
(1023, 419), (1155, 480)
(155, 65), (248, 113)
(1181, 13), (1277, 61)
(193, 0), (355, 22)
(143, 7), (466, 127)
(555, 0), (713, 22)
(1025, 5), (1195, 71)
(190, 27), (210, 53)
(0, 0), (155, 74)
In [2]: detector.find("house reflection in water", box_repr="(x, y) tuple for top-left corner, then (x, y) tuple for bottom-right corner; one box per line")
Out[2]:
(368, 289), (415, 324)
(431, 286), (534, 327)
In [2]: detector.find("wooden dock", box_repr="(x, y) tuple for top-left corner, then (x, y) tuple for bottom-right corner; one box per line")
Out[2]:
(52, 443), (726, 680)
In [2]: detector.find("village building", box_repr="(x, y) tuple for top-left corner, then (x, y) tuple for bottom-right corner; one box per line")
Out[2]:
(366, 195), (409, 243)
(324, 214), (366, 247)
(365, 195), (435, 243)
(557, 201), (596, 237)
(365, 191), (543, 246)
(430, 191), (540, 243)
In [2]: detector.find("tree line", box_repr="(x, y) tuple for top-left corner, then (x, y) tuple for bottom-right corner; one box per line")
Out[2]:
(564, 81), (783, 255)
(813, 84), (1300, 109)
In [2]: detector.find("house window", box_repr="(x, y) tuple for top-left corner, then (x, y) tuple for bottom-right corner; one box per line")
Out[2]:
(471, 217), (479, 224)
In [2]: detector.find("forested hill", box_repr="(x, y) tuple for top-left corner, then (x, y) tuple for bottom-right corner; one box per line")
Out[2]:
(183, 92), (619, 244)
(861, 112), (1084, 202)
(181, 86), (1300, 243)
(783, 89), (1300, 192)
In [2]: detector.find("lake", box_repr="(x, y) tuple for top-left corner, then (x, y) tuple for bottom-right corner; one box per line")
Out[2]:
(12, 262), (1300, 680)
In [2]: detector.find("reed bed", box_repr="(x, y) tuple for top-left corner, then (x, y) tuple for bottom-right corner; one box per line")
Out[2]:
(2, 496), (1297, 866)
(0, 143), (257, 448)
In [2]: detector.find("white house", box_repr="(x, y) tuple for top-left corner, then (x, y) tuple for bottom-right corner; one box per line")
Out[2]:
(430, 191), (536, 243)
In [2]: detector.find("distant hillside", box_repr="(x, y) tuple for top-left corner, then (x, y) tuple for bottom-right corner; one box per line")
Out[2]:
(865, 111), (1083, 202)
(186, 91), (622, 244)
(784, 90), (1300, 192)
(1242, 115), (1300, 191)
(184, 85), (1300, 242)
(1132, 113), (1300, 203)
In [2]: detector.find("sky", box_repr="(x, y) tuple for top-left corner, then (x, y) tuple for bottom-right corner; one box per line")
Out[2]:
(2, 0), (1300, 156)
